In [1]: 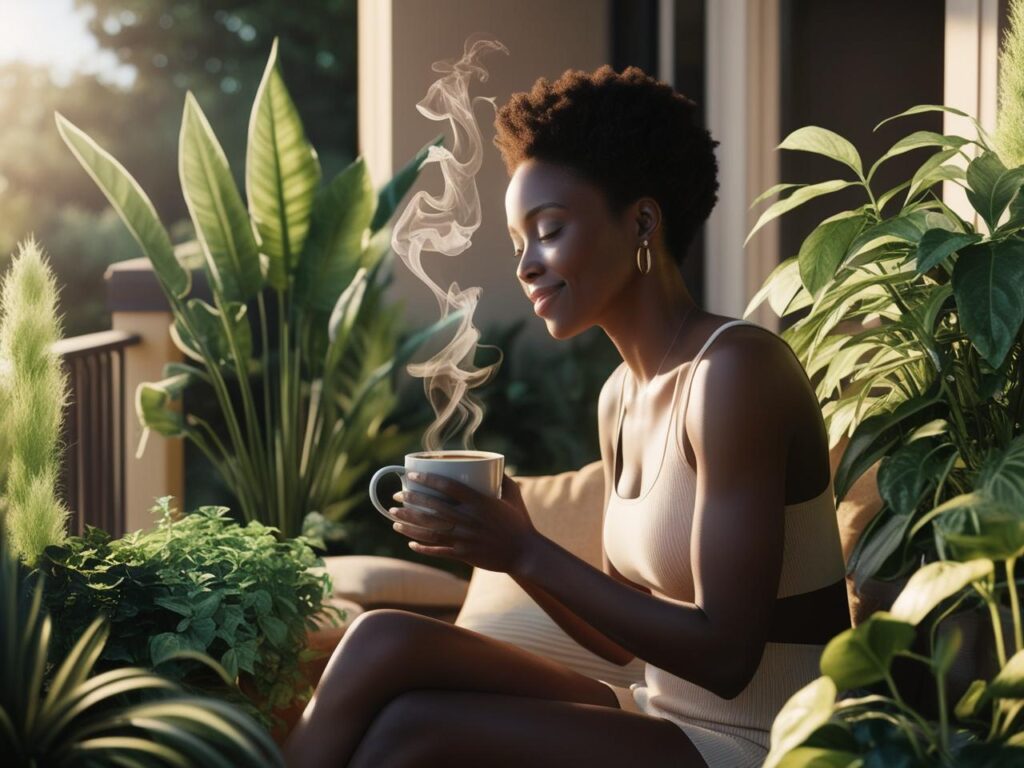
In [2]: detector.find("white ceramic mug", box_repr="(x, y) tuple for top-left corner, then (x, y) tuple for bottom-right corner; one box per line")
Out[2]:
(368, 450), (505, 524)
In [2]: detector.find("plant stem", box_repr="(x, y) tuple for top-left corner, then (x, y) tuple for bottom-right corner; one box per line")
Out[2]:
(1007, 557), (1023, 654)
(979, 578), (1008, 668)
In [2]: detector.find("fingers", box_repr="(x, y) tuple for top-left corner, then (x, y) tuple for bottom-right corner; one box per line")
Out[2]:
(390, 516), (454, 545)
(406, 471), (485, 505)
(392, 491), (461, 524)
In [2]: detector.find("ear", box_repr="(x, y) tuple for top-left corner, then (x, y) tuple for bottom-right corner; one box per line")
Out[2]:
(634, 197), (662, 241)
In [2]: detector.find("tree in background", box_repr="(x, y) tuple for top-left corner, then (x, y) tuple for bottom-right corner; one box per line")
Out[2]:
(0, 0), (357, 335)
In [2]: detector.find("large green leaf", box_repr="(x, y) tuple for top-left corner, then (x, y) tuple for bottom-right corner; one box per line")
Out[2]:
(799, 213), (866, 296)
(56, 113), (190, 299)
(979, 433), (1024, 507)
(746, 180), (859, 246)
(369, 134), (445, 233)
(173, 299), (252, 370)
(765, 677), (839, 768)
(842, 210), (932, 266)
(246, 37), (321, 290)
(876, 438), (955, 517)
(867, 130), (970, 183)
(965, 151), (1024, 233)
(778, 126), (863, 178)
(776, 748), (862, 768)
(915, 229), (983, 274)
(834, 387), (944, 501)
(847, 508), (916, 590)
(889, 559), (994, 625)
(180, 92), (262, 303)
(819, 612), (916, 690)
(745, 255), (803, 318)
(296, 156), (375, 311)
(952, 240), (1024, 367)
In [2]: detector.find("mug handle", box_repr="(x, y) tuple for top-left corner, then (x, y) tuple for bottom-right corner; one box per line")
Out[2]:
(369, 465), (406, 523)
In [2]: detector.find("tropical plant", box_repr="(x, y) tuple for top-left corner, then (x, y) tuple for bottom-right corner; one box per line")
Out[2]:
(39, 498), (339, 715)
(57, 37), (456, 538)
(0, 238), (70, 565)
(1, 521), (284, 767)
(745, 98), (1024, 588)
(764, 438), (1024, 766)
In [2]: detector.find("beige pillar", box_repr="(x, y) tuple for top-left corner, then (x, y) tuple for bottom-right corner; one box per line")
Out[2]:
(705, 0), (781, 326)
(106, 258), (184, 532)
(359, 0), (611, 353)
(943, 0), (1001, 227)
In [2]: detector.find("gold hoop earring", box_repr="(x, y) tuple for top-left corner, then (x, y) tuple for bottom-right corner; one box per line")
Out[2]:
(636, 239), (652, 275)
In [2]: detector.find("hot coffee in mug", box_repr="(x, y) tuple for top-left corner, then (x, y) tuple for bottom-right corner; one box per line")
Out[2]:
(369, 450), (505, 523)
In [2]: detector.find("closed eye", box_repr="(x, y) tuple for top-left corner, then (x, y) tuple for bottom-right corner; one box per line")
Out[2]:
(512, 228), (562, 260)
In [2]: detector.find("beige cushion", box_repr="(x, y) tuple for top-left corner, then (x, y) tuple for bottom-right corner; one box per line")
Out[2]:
(456, 461), (646, 688)
(317, 555), (469, 609)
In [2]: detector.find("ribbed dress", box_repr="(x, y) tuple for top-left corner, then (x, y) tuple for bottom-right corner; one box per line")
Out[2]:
(598, 320), (847, 768)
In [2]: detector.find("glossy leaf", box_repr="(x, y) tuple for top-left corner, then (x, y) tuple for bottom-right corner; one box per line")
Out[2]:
(952, 240), (1024, 367)
(978, 433), (1024, 507)
(745, 256), (803, 318)
(246, 37), (321, 289)
(180, 92), (262, 303)
(819, 612), (915, 690)
(889, 559), (993, 625)
(914, 229), (983, 274)
(867, 130), (969, 182)
(835, 388), (944, 501)
(877, 438), (954, 517)
(847, 509), (915, 591)
(56, 113), (190, 299)
(965, 151), (1024, 233)
(956, 679), (988, 720)
(777, 748), (862, 768)
(173, 299), (252, 370)
(799, 212), (866, 296)
(778, 126), (863, 178)
(296, 156), (375, 311)
(765, 677), (838, 768)
(747, 179), (860, 246)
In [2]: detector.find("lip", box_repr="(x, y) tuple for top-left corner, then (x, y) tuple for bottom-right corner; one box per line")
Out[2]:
(531, 284), (564, 316)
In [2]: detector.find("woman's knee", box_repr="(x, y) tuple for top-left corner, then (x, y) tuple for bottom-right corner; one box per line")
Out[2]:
(332, 609), (436, 670)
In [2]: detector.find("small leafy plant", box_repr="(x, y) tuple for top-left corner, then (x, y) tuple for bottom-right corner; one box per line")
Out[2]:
(1, 521), (283, 767)
(57, 38), (455, 537)
(39, 498), (339, 713)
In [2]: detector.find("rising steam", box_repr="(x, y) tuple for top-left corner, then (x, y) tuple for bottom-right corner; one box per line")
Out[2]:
(389, 36), (509, 452)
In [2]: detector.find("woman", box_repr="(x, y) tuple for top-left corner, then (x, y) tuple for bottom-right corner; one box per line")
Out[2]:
(285, 65), (850, 768)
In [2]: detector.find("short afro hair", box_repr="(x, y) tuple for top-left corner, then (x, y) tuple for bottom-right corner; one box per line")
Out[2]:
(493, 64), (719, 266)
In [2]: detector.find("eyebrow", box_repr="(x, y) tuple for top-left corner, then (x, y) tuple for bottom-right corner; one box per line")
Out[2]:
(508, 202), (567, 235)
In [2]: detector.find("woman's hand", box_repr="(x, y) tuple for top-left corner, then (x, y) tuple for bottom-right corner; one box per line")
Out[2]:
(388, 472), (539, 573)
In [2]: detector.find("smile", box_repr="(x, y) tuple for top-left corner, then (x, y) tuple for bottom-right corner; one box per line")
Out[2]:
(533, 285), (563, 316)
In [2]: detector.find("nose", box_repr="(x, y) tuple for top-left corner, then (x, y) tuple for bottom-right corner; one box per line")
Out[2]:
(516, 246), (545, 285)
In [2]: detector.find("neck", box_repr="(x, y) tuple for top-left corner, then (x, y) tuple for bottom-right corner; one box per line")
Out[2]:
(599, 261), (700, 385)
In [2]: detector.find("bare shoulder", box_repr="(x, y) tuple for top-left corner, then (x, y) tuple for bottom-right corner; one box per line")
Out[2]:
(692, 323), (805, 401)
(597, 362), (628, 433)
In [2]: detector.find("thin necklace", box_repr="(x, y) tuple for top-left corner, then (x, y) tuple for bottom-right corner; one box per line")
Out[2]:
(633, 304), (697, 398)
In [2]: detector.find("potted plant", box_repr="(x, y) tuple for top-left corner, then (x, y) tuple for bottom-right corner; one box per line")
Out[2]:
(746, 88), (1024, 596)
(39, 497), (342, 734)
(57, 37), (458, 539)
(764, 435), (1024, 766)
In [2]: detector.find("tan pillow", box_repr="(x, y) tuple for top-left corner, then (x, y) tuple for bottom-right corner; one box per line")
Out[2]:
(317, 555), (469, 609)
(457, 461), (646, 688)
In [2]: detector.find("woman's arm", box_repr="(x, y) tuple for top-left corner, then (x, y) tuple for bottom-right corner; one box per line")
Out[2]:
(510, 331), (792, 699)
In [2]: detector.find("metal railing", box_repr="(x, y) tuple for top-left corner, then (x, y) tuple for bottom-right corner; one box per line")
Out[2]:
(54, 330), (140, 538)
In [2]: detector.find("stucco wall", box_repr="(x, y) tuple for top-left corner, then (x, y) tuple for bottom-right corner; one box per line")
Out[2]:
(359, 0), (611, 353)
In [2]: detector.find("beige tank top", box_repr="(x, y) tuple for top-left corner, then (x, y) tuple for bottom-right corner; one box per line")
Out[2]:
(602, 319), (847, 753)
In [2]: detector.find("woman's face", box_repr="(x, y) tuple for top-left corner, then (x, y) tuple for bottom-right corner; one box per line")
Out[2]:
(504, 158), (638, 339)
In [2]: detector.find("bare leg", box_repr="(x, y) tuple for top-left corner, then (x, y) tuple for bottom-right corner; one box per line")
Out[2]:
(349, 689), (707, 767)
(283, 609), (701, 767)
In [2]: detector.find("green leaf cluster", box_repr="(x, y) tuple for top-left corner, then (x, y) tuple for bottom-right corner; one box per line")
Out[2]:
(57, 37), (454, 537)
(38, 499), (340, 715)
(747, 102), (1024, 588)
(1, 519), (283, 767)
